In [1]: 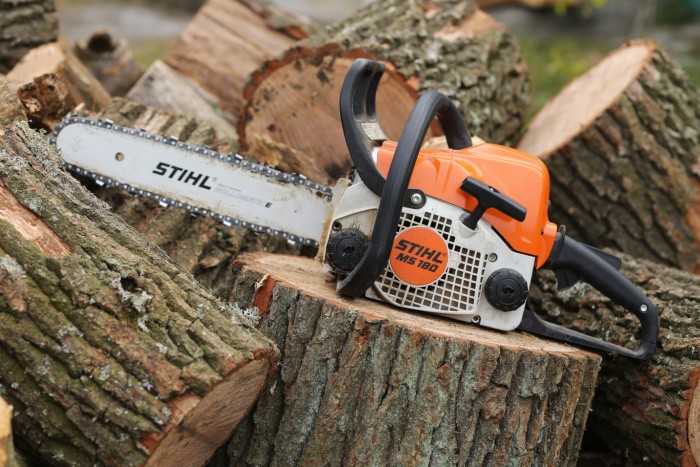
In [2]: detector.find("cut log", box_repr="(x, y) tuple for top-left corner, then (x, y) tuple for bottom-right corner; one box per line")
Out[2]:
(6, 42), (111, 131)
(126, 60), (238, 140)
(224, 253), (601, 466)
(239, 4), (529, 182)
(518, 40), (700, 273)
(0, 76), (24, 125)
(0, 122), (278, 465)
(86, 98), (303, 297)
(529, 253), (700, 466)
(164, 0), (318, 120)
(73, 30), (144, 97)
(0, 0), (58, 73)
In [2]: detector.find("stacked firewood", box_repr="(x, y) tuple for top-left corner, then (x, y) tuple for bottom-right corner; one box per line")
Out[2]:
(1, 0), (699, 465)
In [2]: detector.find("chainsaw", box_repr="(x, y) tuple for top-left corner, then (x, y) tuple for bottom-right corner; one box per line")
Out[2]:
(50, 59), (659, 360)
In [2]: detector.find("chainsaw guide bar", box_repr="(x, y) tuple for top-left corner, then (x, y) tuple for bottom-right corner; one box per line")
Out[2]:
(50, 115), (333, 247)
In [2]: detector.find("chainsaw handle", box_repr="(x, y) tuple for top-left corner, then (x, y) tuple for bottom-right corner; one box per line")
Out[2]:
(337, 89), (471, 296)
(518, 234), (659, 360)
(339, 58), (472, 197)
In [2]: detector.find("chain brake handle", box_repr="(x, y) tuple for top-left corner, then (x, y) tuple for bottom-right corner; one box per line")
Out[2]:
(337, 58), (472, 296)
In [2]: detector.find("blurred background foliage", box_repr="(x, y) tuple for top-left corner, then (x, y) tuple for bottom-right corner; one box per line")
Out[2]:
(55, 0), (700, 123)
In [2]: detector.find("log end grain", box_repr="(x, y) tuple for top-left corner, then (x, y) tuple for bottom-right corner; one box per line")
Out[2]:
(0, 397), (12, 467)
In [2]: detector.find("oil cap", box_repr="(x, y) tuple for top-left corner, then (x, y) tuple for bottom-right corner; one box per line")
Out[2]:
(326, 228), (369, 273)
(484, 268), (528, 311)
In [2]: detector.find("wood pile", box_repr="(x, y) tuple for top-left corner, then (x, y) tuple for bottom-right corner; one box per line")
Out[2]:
(0, 0), (698, 465)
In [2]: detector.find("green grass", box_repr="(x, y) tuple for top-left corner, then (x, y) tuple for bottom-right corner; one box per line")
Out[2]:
(130, 37), (176, 69)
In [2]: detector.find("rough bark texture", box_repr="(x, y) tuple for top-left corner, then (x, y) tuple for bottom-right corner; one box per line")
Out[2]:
(0, 0), (58, 73)
(164, 0), (318, 121)
(0, 122), (278, 466)
(529, 253), (700, 466)
(73, 30), (144, 97)
(223, 253), (601, 466)
(320, 3), (528, 146)
(518, 40), (700, 273)
(87, 98), (305, 297)
(126, 60), (238, 140)
(0, 76), (25, 125)
(6, 42), (111, 131)
(239, 45), (424, 183)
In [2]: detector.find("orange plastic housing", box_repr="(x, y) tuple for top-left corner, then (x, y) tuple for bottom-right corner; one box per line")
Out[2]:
(376, 141), (558, 269)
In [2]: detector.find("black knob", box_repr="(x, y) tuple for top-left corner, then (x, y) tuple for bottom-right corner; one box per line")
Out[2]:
(460, 177), (526, 230)
(484, 268), (529, 311)
(326, 228), (369, 273)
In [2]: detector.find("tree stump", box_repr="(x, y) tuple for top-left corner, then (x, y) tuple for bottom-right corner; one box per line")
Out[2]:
(224, 253), (601, 466)
(6, 42), (111, 131)
(84, 98), (303, 297)
(164, 0), (317, 121)
(73, 30), (144, 97)
(126, 60), (238, 140)
(238, 4), (529, 181)
(518, 40), (700, 273)
(0, 0), (58, 73)
(0, 122), (278, 466)
(530, 253), (700, 466)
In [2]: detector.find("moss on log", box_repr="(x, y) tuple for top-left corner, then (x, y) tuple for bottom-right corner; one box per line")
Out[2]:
(224, 253), (601, 466)
(0, 122), (278, 465)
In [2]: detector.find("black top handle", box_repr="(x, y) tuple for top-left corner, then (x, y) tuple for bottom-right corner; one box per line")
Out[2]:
(337, 83), (472, 297)
(339, 58), (472, 197)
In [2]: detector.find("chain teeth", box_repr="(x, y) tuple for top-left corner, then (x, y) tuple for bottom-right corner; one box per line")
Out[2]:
(50, 114), (332, 247)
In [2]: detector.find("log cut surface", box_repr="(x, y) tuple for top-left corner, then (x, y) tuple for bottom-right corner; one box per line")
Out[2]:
(0, 123), (278, 466)
(530, 252), (700, 466)
(519, 40), (700, 272)
(225, 253), (601, 466)
(0, 76), (24, 125)
(0, 397), (15, 467)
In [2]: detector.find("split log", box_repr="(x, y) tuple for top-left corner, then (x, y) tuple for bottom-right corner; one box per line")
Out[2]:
(0, 122), (278, 466)
(239, 4), (529, 181)
(0, 76), (24, 125)
(6, 42), (111, 131)
(224, 253), (601, 466)
(0, 0), (58, 73)
(86, 98), (303, 297)
(164, 0), (318, 121)
(73, 30), (144, 97)
(530, 253), (700, 466)
(518, 40), (700, 272)
(126, 60), (238, 140)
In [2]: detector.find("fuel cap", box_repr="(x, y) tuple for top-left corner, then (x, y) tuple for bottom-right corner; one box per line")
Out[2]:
(484, 268), (528, 311)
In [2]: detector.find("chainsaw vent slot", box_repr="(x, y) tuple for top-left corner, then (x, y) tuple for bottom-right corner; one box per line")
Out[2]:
(376, 210), (486, 313)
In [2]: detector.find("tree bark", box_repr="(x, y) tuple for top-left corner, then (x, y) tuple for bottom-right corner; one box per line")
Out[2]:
(224, 253), (601, 466)
(529, 253), (700, 466)
(0, 0), (58, 73)
(0, 76), (24, 126)
(518, 40), (700, 273)
(164, 0), (317, 121)
(6, 42), (111, 131)
(87, 98), (304, 298)
(0, 122), (278, 466)
(126, 60), (238, 140)
(73, 30), (144, 97)
(238, 5), (529, 182)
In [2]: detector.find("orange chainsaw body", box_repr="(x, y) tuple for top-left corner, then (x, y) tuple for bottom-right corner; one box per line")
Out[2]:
(376, 141), (558, 268)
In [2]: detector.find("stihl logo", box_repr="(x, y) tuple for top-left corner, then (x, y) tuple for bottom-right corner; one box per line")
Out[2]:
(152, 162), (213, 190)
(389, 227), (449, 286)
